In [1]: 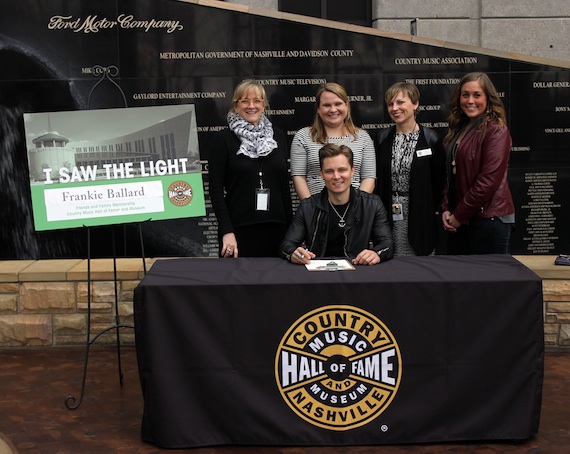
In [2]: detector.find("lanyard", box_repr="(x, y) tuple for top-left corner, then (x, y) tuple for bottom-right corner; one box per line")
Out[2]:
(256, 159), (264, 189)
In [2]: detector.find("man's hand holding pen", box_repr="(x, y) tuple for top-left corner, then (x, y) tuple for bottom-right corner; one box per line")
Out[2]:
(292, 247), (315, 264)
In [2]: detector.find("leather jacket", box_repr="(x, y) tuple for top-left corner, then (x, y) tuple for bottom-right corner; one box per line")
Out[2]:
(279, 187), (394, 262)
(441, 121), (515, 224)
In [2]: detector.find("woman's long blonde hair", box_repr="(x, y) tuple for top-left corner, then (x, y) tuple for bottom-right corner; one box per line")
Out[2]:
(310, 82), (358, 144)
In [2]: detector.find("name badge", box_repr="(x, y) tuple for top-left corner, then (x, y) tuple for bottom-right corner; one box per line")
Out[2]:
(392, 203), (404, 221)
(416, 148), (432, 157)
(255, 188), (270, 211)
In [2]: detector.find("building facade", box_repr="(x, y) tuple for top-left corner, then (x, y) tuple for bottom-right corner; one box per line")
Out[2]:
(227, 0), (570, 63)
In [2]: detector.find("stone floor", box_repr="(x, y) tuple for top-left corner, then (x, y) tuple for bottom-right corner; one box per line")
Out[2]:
(0, 347), (569, 453)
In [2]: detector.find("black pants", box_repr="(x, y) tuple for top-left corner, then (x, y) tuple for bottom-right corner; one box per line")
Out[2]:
(447, 217), (514, 255)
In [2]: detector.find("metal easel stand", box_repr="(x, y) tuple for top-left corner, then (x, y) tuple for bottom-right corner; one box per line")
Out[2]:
(65, 65), (146, 410)
(65, 224), (147, 410)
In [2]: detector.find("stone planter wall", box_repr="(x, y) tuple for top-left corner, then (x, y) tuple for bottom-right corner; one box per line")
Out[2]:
(0, 256), (569, 349)
(0, 258), (150, 347)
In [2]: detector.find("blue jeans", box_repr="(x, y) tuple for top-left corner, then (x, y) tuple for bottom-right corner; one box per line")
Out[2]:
(447, 217), (514, 255)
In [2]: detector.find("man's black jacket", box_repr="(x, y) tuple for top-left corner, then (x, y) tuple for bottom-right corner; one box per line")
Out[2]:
(279, 187), (394, 263)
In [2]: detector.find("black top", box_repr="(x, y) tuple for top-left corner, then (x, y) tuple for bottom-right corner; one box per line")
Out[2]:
(279, 187), (394, 262)
(208, 127), (293, 236)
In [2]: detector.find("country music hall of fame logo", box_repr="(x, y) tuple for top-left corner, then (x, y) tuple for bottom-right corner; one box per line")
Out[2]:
(167, 180), (193, 207)
(275, 305), (402, 431)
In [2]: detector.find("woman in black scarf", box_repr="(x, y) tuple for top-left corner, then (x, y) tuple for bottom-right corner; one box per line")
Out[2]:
(208, 79), (292, 257)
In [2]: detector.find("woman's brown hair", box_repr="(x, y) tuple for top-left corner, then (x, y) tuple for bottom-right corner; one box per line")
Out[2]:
(444, 72), (507, 147)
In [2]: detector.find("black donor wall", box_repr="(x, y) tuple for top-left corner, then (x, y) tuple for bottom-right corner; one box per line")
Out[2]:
(1, 0), (569, 259)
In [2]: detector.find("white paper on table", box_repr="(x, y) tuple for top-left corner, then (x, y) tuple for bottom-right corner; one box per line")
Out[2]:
(304, 259), (355, 271)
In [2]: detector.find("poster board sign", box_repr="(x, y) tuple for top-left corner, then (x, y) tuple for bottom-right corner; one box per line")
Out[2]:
(24, 104), (205, 231)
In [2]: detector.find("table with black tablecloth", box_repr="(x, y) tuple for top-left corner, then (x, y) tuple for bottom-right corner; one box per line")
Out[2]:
(134, 255), (544, 449)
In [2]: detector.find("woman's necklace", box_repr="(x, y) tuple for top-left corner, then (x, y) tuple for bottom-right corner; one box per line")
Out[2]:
(396, 120), (418, 135)
(452, 124), (471, 174)
(328, 198), (350, 228)
(325, 126), (348, 141)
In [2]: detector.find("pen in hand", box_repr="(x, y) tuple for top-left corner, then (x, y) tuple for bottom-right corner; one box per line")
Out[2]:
(293, 247), (314, 264)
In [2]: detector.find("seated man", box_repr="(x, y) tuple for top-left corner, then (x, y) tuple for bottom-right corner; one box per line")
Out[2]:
(280, 143), (394, 266)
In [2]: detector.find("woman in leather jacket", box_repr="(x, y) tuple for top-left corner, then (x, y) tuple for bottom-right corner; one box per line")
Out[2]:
(280, 143), (394, 266)
(441, 72), (515, 254)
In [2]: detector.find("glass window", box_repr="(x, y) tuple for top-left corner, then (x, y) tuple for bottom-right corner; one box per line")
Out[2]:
(279, 0), (371, 27)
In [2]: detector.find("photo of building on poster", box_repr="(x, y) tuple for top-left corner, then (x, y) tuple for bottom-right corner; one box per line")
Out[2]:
(24, 104), (205, 231)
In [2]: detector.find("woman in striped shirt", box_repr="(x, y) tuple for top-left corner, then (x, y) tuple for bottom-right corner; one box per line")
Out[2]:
(290, 82), (376, 200)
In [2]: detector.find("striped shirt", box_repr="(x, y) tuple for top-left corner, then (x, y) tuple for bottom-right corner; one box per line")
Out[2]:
(290, 127), (376, 195)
